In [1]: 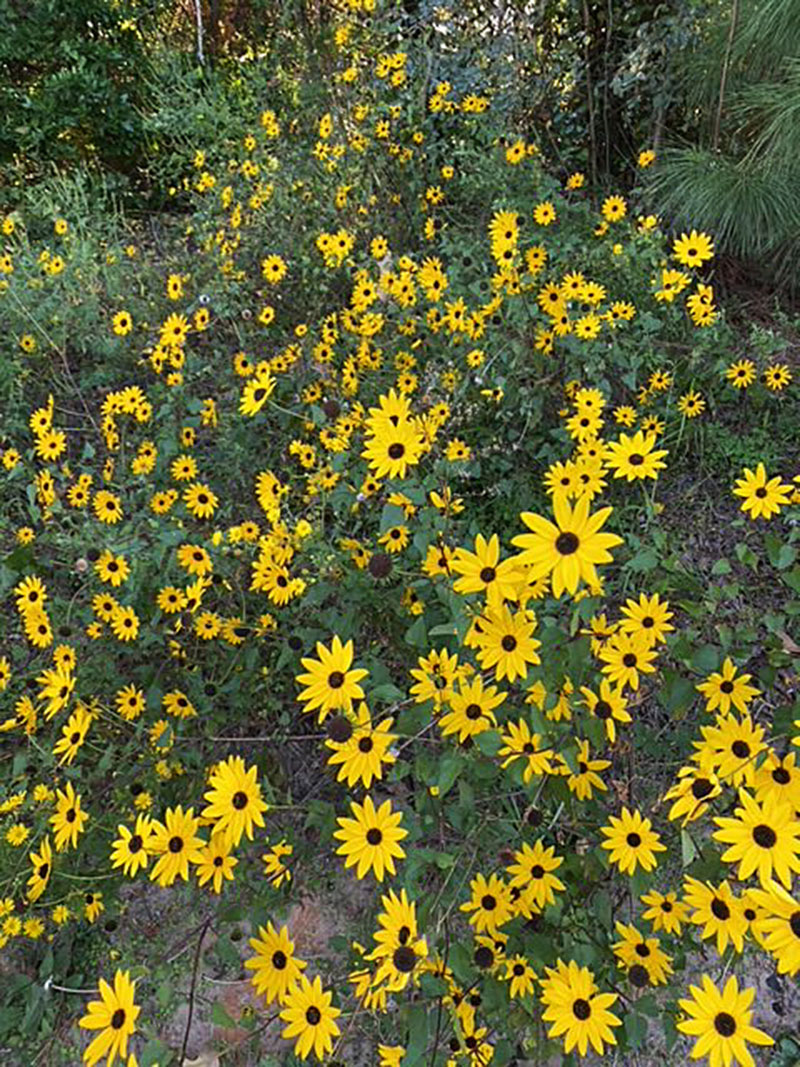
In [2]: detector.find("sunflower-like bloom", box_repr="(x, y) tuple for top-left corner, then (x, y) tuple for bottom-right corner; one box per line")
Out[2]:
(539, 959), (621, 1057)
(672, 228), (714, 268)
(333, 795), (407, 882)
(295, 635), (369, 722)
(677, 975), (772, 1067)
(450, 533), (524, 607)
(246, 921), (307, 1004)
(148, 806), (205, 887)
(712, 789), (800, 889)
(612, 922), (673, 986)
(512, 496), (622, 598)
(732, 463), (792, 520)
(749, 882), (800, 976)
(600, 807), (665, 875)
(202, 755), (268, 846)
(78, 970), (140, 1067)
(362, 418), (425, 479)
(279, 974), (341, 1062)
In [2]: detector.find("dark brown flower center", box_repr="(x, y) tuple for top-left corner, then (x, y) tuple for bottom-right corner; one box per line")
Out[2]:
(635, 942), (650, 957)
(366, 828), (382, 845)
(394, 945), (417, 972)
(626, 832), (641, 847)
(232, 791), (248, 810)
(773, 768), (791, 784)
(530, 864), (544, 879)
(714, 1012), (736, 1037)
(169, 836), (184, 853)
(388, 443), (405, 459)
(629, 454), (644, 466)
(480, 566), (496, 583)
(555, 532), (579, 555)
(305, 1006), (321, 1025)
(465, 703), (483, 721)
(711, 897), (730, 920)
(623, 653), (637, 667)
(358, 736), (373, 752)
(474, 945), (494, 968)
(328, 671), (345, 689)
(752, 824), (777, 848)
(594, 700), (612, 719)
(111, 1009), (126, 1029)
(129, 835), (143, 853)
(789, 911), (800, 938)
(572, 998), (591, 1020)
(732, 740), (750, 758)
(720, 680), (735, 694)
(629, 964), (649, 987)
(692, 778), (713, 799)
(272, 950), (287, 969)
(501, 635), (517, 652)
(481, 894), (496, 910)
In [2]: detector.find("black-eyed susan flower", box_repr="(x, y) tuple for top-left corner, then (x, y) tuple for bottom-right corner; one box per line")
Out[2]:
(562, 739), (610, 800)
(764, 362), (792, 390)
(695, 712), (766, 788)
(605, 430), (668, 482)
(52, 703), (92, 765)
(640, 889), (688, 935)
(451, 533), (524, 607)
(613, 921), (673, 986)
(598, 630), (657, 691)
(325, 703), (396, 788)
(148, 806), (205, 887)
(498, 719), (553, 782)
(677, 975), (772, 1067)
(678, 389), (705, 417)
(262, 839), (293, 887)
(296, 635), (368, 722)
(712, 789), (800, 889)
(539, 959), (621, 1057)
(439, 675), (505, 744)
(333, 792), (408, 884)
(183, 481), (218, 519)
(683, 876), (748, 954)
(78, 969), (140, 1067)
(460, 873), (512, 935)
(51, 781), (89, 852)
(672, 229), (714, 268)
(664, 764), (723, 825)
(195, 832), (238, 893)
(506, 840), (565, 914)
(201, 755), (268, 846)
(600, 807), (665, 875)
(279, 974), (340, 1062)
(246, 921), (307, 1004)
(473, 604), (541, 683)
(26, 836), (52, 903)
(512, 496), (622, 599)
(110, 815), (152, 878)
(579, 679), (631, 743)
(732, 463), (792, 520)
(748, 883), (800, 976)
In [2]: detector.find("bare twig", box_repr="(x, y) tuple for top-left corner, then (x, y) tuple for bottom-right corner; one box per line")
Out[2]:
(180, 916), (213, 1065)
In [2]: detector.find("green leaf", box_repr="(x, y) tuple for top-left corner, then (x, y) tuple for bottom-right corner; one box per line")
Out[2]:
(404, 1004), (429, 1067)
(211, 1000), (238, 1027)
(474, 730), (502, 756)
(711, 558), (731, 575)
(681, 828), (698, 867)
(690, 645), (719, 674)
